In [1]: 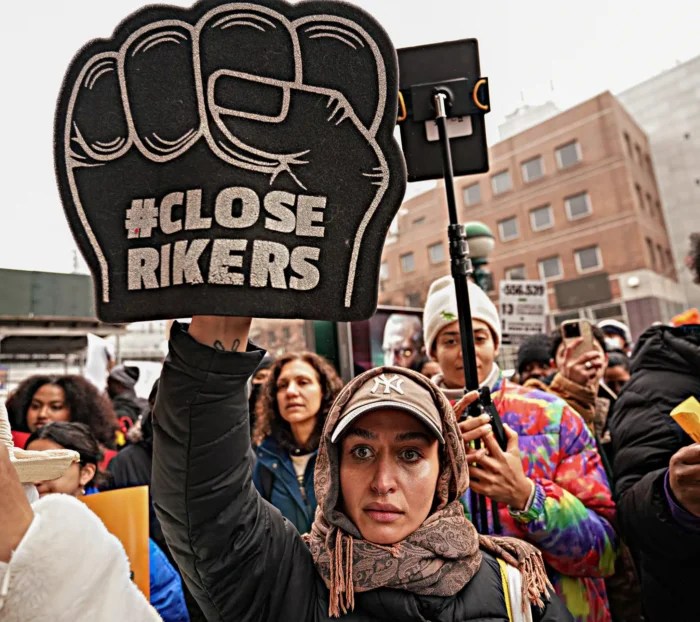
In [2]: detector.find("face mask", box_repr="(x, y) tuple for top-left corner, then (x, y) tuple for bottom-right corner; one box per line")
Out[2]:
(605, 337), (622, 351)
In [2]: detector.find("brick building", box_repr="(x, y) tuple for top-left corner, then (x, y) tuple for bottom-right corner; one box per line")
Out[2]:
(380, 92), (685, 339)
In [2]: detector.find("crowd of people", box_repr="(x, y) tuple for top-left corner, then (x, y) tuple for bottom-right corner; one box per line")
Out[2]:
(1, 262), (699, 622)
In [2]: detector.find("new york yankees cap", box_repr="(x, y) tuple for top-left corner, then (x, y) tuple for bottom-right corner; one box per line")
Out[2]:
(330, 369), (445, 444)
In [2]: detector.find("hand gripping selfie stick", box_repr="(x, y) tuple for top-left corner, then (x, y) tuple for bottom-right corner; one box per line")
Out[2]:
(396, 41), (507, 534)
(432, 91), (507, 535)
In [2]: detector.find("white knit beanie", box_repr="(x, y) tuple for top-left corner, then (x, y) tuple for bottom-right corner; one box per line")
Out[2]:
(423, 275), (502, 356)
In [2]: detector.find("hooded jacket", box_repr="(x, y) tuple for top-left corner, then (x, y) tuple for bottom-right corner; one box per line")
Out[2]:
(608, 324), (700, 622)
(152, 323), (572, 622)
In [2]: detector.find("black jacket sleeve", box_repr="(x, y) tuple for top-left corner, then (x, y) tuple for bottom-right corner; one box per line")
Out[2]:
(610, 379), (700, 562)
(151, 323), (319, 622)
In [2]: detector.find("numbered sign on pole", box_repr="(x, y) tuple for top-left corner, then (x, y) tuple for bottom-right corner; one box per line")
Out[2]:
(499, 279), (548, 345)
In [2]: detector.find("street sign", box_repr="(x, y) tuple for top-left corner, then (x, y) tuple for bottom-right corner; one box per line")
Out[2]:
(499, 279), (548, 345)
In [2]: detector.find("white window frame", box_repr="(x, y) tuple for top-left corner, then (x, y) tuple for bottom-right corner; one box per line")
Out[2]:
(538, 256), (563, 281)
(491, 170), (512, 195)
(428, 242), (445, 264)
(497, 216), (519, 242)
(379, 261), (389, 281)
(555, 141), (582, 169)
(574, 245), (603, 274)
(463, 182), (482, 207)
(405, 292), (421, 308)
(400, 252), (415, 274)
(529, 204), (554, 232)
(521, 156), (544, 182)
(564, 192), (592, 221)
(504, 265), (527, 280)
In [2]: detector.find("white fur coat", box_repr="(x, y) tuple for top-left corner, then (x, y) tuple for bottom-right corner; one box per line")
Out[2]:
(0, 493), (160, 621)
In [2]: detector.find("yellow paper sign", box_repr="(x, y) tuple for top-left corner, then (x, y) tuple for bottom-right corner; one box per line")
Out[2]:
(670, 396), (700, 443)
(80, 486), (150, 599)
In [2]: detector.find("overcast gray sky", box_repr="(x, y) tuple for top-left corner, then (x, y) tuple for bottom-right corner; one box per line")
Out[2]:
(1, 0), (698, 274)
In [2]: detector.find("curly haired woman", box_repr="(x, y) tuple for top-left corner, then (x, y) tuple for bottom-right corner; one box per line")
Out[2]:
(252, 352), (343, 533)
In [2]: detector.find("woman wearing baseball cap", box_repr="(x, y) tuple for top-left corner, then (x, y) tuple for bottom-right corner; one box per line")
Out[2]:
(422, 275), (617, 622)
(150, 316), (572, 621)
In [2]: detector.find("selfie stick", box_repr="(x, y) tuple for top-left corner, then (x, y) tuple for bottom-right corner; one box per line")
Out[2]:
(433, 91), (505, 535)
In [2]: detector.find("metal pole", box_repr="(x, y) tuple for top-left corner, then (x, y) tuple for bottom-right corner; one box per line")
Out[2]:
(433, 92), (480, 393)
(433, 91), (489, 533)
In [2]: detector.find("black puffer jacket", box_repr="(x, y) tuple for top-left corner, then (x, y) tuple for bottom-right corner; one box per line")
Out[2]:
(608, 324), (700, 622)
(152, 324), (571, 622)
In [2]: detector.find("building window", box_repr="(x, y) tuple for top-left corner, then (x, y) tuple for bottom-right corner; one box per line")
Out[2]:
(521, 156), (544, 182)
(530, 204), (553, 231)
(645, 192), (654, 214)
(645, 237), (656, 269)
(645, 154), (654, 174)
(623, 131), (632, 157)
(491, 170), (512, 195)
(655, 200), (662, 217)
(428, 242), (445, 264)
(405, 292), (422, 307)
(413, 216), (426, 226)
(564, 192), (592, 220)
(635, 183), (644, 211)
(538, 256), (563, 281)
(497, 216), (519, 242)
(400, 252), (415, 273)
(575, 245), (602, 273)
(657, 244), (665, 269)
(635, 143), (643, 164)
(380, 261), (389, 281)
(504, 265), (527, 280)
(555, 141), (581, 169)
(463, 183), (481, 207)
(666, 249), (674, 271)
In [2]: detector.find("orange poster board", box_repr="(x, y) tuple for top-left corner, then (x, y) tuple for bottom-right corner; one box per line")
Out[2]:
(81, 486), (150, 599)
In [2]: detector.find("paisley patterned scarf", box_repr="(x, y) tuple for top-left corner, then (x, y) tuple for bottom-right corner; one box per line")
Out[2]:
(303, 366), (552, 618)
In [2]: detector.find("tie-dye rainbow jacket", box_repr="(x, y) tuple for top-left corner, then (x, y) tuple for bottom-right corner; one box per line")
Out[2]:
(454, 376), (617, 622)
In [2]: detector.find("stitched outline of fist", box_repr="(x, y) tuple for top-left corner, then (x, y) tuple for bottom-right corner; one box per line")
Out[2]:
(55, 0), (406, 322)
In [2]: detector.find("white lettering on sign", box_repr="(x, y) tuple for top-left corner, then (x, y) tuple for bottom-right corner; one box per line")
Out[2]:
(126, 187), (328, 238)
(127, 239), (322, 291)
(499, 279), (549, 345)
(124, 186), (328, 294)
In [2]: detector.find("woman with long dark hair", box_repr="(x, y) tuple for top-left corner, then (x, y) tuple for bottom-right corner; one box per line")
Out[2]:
(7, 374), (118, 448)
(251, 351), (343, 534)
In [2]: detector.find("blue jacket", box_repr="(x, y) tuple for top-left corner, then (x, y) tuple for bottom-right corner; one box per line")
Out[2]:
(149, 539), (190, 622)
(252, 435), (317, 534)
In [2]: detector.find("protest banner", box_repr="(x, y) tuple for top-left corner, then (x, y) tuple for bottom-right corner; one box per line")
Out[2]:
(55, 0), (406, 322)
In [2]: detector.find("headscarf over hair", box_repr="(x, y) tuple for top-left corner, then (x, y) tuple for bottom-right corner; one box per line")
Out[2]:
(304, 365), (552, 618)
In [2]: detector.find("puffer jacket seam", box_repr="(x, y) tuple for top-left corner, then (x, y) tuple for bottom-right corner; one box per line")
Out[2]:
(184, 369), (227, 622)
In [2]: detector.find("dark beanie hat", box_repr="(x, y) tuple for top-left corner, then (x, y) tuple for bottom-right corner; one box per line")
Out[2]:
(516, 334), (553, 374)
(109, 364), (140, 388)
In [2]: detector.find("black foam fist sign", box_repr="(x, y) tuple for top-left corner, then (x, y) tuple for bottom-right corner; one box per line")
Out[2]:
(55, 0), (406, 323)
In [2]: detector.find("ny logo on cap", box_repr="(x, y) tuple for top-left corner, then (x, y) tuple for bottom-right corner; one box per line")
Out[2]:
(370, 374), (404, 395)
